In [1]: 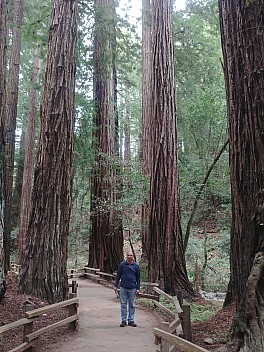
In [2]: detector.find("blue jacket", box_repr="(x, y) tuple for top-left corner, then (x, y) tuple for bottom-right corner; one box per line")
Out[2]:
(115, 260), (140, 290)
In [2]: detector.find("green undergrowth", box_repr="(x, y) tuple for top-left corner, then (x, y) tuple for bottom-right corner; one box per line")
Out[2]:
(190, 301), (222, 322)
(138, 295), (223, 324)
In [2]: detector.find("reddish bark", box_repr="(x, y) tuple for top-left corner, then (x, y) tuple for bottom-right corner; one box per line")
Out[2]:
(19, 0), (77, 303)
(17, 46), (40, 265)
(0, 0), (8, 301)
(219, 0), (264, 350)
(88, 0), (123, 273)
(147, 0), (194, 299)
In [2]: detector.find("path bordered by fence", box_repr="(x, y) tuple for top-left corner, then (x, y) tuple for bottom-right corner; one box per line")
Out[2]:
(81, 266), (210, 352)
(2, 267), (211, 352)
(0, 283), (79, 352)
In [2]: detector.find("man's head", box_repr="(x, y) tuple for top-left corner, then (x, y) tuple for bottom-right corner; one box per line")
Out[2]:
(126, 251), (134, 264)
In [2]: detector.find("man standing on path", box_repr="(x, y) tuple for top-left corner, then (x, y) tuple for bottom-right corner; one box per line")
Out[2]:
(114, 251), (140, 327)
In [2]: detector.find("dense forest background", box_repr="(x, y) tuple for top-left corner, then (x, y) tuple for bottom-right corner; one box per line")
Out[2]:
(1, 0), (264, 350)
(75, 0), (229, 293)
(2, 0), (230, 291)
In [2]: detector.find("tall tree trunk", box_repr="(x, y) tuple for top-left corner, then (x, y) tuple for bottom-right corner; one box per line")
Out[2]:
(88, 0), (123, 273)
(123, 94), (131, 161)
(4, 0), (23, 272)
(12, 130), (25, 230)
(19, 0), (77, 303)
(219, 1), (264, 351)
(17, 45), (40, 265)
(141, 0), (152, 261)
(148, 0), (194, 299)
(0, 0), (8, 302)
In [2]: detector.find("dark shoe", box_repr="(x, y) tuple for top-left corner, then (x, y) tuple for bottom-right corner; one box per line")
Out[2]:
(128, 321), (137, 327)
(120, 321), (126, 327)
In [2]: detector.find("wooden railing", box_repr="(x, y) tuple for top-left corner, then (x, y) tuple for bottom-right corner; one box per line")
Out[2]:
(0, 282), (79, 352)
(151, 287), (210, 352)
(152, 287), (192, 340)
(154, 328), (210, 352)
(80, 267), (209, 352)
(81, 266), (159, 300)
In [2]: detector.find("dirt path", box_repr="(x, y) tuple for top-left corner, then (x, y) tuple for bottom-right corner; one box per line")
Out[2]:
(52, 278), (161, 351)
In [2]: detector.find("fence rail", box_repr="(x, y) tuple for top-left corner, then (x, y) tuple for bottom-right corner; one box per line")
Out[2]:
(79, 267), (210, 352)
(81, 266), (159, 300)
(0, 283), (79, 352)
(154, 328), (210, 352)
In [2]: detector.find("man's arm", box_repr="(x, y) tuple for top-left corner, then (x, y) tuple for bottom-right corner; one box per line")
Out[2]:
(136, 264), (140, 293)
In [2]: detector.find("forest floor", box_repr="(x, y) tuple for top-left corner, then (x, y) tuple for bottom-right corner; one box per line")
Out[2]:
(0, 272), (235, 352)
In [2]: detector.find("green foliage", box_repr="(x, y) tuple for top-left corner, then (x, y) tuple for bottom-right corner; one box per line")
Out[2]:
(139, 261), (148, 282)
(137, 298), (155, 310)
(173, 0), (231, 248)
(22, 0), (51, 48)
(15, 0), (232, 293)
(186, 227), (230, 292)
(190, 301), (222, 322)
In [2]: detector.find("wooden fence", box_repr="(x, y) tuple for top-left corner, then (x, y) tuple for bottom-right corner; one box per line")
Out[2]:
(0, 282), (79, 352)
(81, 266), (159, 300)
(80, 267), (210, 352)
(154, 328), (210, 352)
(151, 287), (210, 352)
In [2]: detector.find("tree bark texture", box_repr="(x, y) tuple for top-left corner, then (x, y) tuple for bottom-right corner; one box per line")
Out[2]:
(17, 46), (40, 265)
(0, 0), (8, 302)
(141, 0), (152, 260)
(219, 0), (264, 351)
(148, 0), (194, 299)
(123, 94), (131, 161)
(88, 0), (123, 273)
(4, 0), (23, 272)
(12, 130), (25, 230)
(19, 0), (77, 303)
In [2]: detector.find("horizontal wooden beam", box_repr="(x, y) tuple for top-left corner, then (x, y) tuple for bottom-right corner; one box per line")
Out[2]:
(9, 339), (37, 352)
(25, 314), (78, 342)
(153, 328), (210, 352)
(138, 292), (159, 301)
(25, 297), (79, 318)
(83, 272), (100, 281)
(153, 300), (175, 318)
(153, 287), (175, 304)
(97, 271), (116, 279)
(169, 316), (182, 333)
(0, 318), (33, 334)
(83, 267), (100, 272)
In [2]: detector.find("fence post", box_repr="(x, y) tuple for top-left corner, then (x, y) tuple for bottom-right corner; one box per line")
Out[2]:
(182, 305), (192, 341)
(23, 321), (33, 351)
(68, 299), (78, 331)
(160, 322), (170, 352)
(71, 280), (77, 294)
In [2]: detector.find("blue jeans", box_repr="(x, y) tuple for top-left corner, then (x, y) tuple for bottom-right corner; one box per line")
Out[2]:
(119, 287), (136, 322)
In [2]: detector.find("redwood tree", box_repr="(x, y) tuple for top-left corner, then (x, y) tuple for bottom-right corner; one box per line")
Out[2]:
(88, 0), (123, 273)
(4, 0), (24, 271)
(17, 46), (40, 265)
(19, 0), (77, 303)
(147, 0), (194, 298)
(141, 0), (152, 260)
(0, 0), (8, 301)
(219, 0), (264, 351)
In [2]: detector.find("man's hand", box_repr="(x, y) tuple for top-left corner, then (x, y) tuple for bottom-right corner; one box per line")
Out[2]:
(136, 289), (140, 295)
(114, 287), (118, 294)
